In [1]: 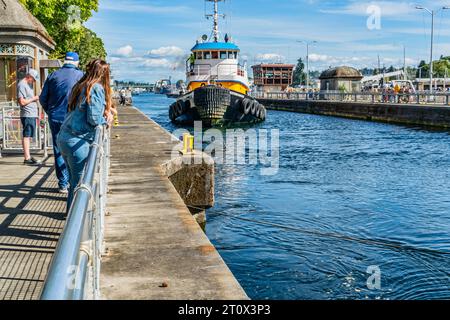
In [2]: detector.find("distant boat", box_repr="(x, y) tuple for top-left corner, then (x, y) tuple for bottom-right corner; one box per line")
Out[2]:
(155, 79), (172, 95)
(169, 0), (266, 127)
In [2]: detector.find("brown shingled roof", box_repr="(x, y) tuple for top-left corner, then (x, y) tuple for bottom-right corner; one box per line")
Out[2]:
(0, 0), (55, 48)
(319, 66), (363, 80)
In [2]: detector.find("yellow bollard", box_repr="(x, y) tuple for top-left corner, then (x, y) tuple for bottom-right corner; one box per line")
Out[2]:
(182, 133), (194, 154)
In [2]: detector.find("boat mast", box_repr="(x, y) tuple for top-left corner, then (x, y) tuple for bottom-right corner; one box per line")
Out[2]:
(205, 0), (225, 42)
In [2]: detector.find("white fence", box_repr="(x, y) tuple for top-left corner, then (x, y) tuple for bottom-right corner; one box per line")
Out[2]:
(0, 102), (52, 157)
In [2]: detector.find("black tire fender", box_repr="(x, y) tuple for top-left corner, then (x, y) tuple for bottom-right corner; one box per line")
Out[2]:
(255, 104), (262, 118)
(242, 98), (252, 115)
(260, 106), (266, 120)
(169, 103), (177, 121)
(251, 101), (259, 116)
(175, 101), (184, 115)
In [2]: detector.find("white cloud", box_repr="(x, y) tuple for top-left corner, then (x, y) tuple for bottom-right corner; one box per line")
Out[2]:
(115, 45), (133, 57)
(148, 46), (185, 57)
(255, 53), (285, 62)
(308, 54), (330, 62)
(142, 58), (173, 68)
(321, 1), (418, 18)
(101, 1), (189, 14)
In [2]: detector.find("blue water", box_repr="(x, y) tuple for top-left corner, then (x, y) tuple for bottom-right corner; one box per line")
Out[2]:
(133, 93), (450, 300)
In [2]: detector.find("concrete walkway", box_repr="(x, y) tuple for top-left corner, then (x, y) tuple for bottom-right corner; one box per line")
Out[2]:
(100, 106), (248, 300)
(0, 156), (66, 300)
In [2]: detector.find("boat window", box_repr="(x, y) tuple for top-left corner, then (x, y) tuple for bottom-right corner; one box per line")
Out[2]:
(234, 52), (238, 59)
(204, 51), (211, 59)
(228, 51), (234, 59)
(220, 51), (227, 59)
(212, 51), (219, 59)
(196, 52), (203, 59)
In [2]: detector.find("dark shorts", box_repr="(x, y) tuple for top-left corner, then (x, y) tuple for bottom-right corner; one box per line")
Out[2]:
(21, 117), (37, 138)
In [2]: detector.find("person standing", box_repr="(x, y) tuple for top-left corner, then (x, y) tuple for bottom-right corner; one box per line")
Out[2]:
(40, 52), (83, 193)
(17, 69), (40, 165)
(57, 59), (113, 209)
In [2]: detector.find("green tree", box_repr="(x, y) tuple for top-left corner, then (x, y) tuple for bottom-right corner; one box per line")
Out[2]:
(416, 58), (450, 78)
(417, 60), (429, 78)
(19, 0), (105, 67)
(387, 65), (395, 73)
(73, 27), (107, 70)
(292, 58), (306, 86)
(433, 59), (450, 77)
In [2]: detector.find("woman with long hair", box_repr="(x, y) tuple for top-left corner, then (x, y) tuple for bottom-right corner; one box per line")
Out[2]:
(57, 59), (113, 209)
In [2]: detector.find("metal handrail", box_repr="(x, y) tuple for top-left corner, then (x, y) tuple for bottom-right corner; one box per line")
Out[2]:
(252, 91), (450, 105)
(41, 125), (110, 300)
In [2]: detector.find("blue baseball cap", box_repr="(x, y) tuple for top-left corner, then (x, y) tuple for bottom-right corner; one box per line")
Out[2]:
(65, 52), (79, 62)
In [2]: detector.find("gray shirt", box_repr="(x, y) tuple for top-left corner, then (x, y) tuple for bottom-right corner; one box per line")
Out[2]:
(17, 79), (38, 118)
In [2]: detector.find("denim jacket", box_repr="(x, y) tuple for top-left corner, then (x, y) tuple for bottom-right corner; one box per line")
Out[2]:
(60, 83), (107, 142)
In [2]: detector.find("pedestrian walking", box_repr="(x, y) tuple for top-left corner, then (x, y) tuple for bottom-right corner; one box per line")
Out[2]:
(40, 52), (83, 193)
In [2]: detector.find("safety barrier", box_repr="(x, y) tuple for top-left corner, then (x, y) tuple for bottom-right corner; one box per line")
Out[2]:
(0, 102), (52, 157)
(252, 91), (450, 105)
(40, 126), (110, 300)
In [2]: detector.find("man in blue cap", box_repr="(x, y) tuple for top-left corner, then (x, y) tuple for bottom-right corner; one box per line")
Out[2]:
(40, 52), (83, 193)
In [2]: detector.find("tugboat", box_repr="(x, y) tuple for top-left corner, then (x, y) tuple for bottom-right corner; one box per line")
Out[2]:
(169, 0), (266, 127)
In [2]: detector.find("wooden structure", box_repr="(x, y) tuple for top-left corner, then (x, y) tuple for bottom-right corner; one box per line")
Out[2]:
(0, 0), (56, 102)
(252, 63), (294, 93)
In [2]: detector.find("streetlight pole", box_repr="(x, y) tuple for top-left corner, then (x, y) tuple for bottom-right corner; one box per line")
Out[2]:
(297, 40), (317, 89)
(416, 6), (450, 93)
(403, 45), (407, 81)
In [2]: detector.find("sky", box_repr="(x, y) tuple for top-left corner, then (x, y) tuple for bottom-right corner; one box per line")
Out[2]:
(85, 0), (450, 82)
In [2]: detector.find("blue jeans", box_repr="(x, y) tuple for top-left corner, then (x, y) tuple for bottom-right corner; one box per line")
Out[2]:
(57, 131), (90, 211)
(49, 120), (69, 189)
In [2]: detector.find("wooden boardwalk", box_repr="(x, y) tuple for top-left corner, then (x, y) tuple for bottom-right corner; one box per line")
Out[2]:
(0, 156), (66, 300)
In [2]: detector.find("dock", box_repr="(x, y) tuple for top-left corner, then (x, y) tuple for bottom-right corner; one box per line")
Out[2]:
(0, 157), (65, 300)
(0, 106), (247, 300)
(100, 106), (247, 300)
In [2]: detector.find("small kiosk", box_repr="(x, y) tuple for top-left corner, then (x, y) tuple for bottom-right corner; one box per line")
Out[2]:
(0, 0), (58, 155)
(0, 0), (56, 103)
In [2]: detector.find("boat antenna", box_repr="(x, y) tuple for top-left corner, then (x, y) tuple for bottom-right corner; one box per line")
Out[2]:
(205, 0), (225, 42)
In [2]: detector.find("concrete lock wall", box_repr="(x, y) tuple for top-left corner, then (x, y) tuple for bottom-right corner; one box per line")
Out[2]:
(161, 152), (215, 227)
(258, 99), (450, 128)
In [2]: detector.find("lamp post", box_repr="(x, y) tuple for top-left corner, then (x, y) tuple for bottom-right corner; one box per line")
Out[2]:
(415, 6), (450, 93)
(297, 40), (317, 89)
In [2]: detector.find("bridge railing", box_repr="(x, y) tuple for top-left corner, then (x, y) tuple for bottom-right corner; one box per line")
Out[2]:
(41, 125), (110, 300)
(252, 91), (450, 105)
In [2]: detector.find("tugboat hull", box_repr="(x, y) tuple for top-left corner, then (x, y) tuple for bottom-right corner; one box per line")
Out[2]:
(170, 85), (266, 127)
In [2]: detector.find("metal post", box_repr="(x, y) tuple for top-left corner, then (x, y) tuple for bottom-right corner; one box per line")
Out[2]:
(430, 11), (434, 94)
(403, 45), (407, 81)
(416, 6), (450, 94)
